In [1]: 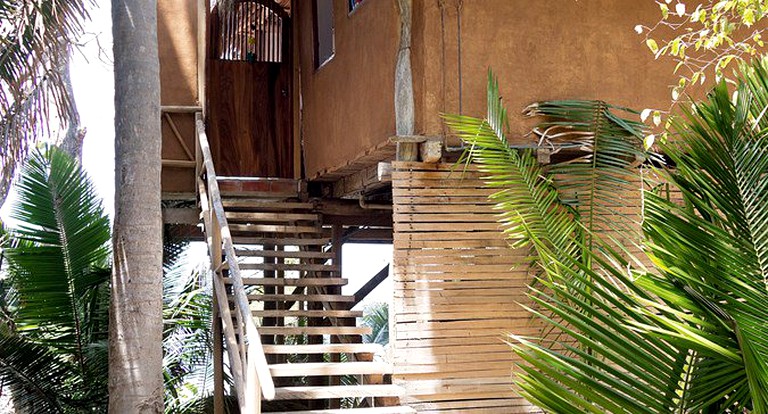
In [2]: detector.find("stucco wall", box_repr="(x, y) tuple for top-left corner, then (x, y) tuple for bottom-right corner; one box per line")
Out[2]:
(298, 0), (400, 178)
(412, 0), (678, 145)
(158, 0), (200, 194)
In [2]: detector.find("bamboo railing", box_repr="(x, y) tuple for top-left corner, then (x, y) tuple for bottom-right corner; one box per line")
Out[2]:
(195, 112), (275, 412)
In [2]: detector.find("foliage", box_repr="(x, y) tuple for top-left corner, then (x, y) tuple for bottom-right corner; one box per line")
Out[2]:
(638, 0), (768, 103)
(0, 0), (92, 205)
(162, 246), (220, 414)
(447, 63), (768, 412)
(362, 302), (389, 346)
(444, 73), (646, 268)
(0, 146), (110, 412)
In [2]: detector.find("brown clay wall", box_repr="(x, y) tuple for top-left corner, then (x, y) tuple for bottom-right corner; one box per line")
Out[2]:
(158, 0), (201, 195)
(297, 0), (400, 179)
(412, 0), (678, 144)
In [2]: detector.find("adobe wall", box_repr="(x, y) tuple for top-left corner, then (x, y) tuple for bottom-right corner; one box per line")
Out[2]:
(158, 0), (201, 195)
(412, 0), (678, 145)
(297, 0), (400, 179)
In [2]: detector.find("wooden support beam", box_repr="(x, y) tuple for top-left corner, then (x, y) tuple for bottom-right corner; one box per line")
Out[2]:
(331, 163), (392, 199)
(351, 264), (390, 307)
(162, 207), (200, 224)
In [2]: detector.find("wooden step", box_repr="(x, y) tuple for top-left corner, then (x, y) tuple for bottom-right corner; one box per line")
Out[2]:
(235, 249), (335, 259)
(253, 310), (363, 318)
(273, 384), (404, 400)
(259, 326), (372, 336)
(226, 212), (320, 222)
(239, 263), (339, 272)
(269, 362), (393, 377)
(263, 343), (383, 355)
(248, 294), (355, 303)
(230, 224), (323, 234)
(267, 407), (416, 414)
(232, 237), (331, 246)
(234, 277), (347, 287)
(221, 200), (314, 210)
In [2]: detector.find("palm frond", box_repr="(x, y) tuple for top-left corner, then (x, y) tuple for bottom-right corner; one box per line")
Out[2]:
(525, 99), (647, 250)
(443, 72), (580, 266)
(0, 0), (92, 206)
(2, 147), (110, 370)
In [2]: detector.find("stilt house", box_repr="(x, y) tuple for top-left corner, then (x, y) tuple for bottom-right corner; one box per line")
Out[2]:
(157, 1), (675, 412)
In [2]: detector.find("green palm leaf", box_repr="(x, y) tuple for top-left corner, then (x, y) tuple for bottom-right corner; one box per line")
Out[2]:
(3, 147), (110, 371)
(450, 62), (768, 412)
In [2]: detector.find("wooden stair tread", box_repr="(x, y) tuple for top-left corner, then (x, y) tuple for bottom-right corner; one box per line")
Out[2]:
(226, 212), (319, 222)
(253, 309), (362, 318)
(259, 326), (372, 336)
(232, 237), (331, 246)
(273, 384), (404, 400)
(235, 249), (335, 259)
(269, 362), (393, 377)
(221, 200), (314, 210)
(263, 343), (383, 355)
(248, 294), (355, 302)
(240, 263), (339, 272)
(230, 224), (324, 234)
(231, 277), (347, 286)
(267, 407), (416, 414)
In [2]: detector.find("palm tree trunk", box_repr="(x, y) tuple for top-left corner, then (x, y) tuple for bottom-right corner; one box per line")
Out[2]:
(109, 0), (163, 412)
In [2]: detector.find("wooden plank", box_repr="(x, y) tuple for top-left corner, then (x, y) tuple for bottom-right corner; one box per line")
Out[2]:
(268, 407), (416, 414)
(248, 294), (354, 302)
(229, 223), (321, 234)
(253, 310), (363, 319)
(273, 385), (405, 400)
(235, 249), (335, 259)
(259, 326), (371, 336)
(263, 343), (382, 355)
(235, 277), (347, 286)
(226, 212), (319, 222)
(393, 213), (499, 222)
(232, 236), (330, 246)
(269, 362), (393, 377)
(239, 263), (338, 272)
(221, 199), (314, 210)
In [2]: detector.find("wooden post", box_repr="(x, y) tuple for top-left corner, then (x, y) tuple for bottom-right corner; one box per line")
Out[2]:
(212, 284), (225, 414)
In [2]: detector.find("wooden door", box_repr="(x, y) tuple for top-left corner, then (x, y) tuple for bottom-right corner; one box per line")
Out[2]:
(207, 0), (293, 178)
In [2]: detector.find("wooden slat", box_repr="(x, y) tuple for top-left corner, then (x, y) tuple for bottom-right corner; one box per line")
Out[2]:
(259, 326), (371, 336)
(248, 294), (355, 302)
(391, 162), (531, 413)
(235, 277), (347, 286)
(253, 309), (362, 318)
(263, 343), (382, 354)
(232, 236), (330, 246)
(222, 199), (314, 210)
(273, 384), (405, 400)
(229, 223), (321, 234)
(268, 407), (416, 414)
(239, 263), (338, 272)
(269, 362), (393, 377)
(235, 249), (335, 259)
(226, 212), (319, 222)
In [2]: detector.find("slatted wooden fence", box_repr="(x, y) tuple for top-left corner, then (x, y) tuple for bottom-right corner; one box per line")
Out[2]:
(391, 161), (542, 414)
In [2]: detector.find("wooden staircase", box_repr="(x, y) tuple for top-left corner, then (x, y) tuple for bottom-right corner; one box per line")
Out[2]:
(218, 192), (413, 414)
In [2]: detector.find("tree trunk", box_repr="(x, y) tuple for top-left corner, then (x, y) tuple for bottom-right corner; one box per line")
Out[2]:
(109, 0), (163, 413)
(56, 47), (85, 161)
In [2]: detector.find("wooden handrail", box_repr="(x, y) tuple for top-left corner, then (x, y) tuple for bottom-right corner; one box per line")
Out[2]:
(195, 112), (275, 411)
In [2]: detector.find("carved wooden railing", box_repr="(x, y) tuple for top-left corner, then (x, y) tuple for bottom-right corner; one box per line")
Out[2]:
(195, 112), (275, 412)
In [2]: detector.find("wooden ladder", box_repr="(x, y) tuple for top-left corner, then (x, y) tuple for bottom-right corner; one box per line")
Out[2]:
(221, 195), (414, 414)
